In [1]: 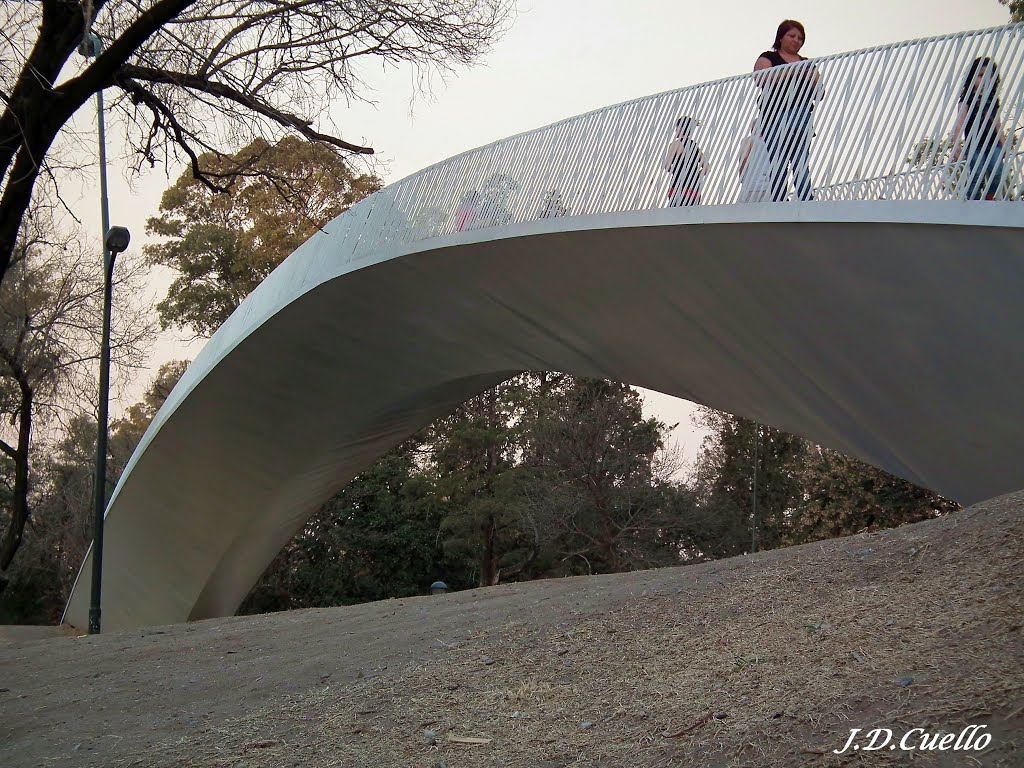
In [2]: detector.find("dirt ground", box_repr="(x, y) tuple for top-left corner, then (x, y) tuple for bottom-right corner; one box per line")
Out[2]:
(1, 491), (1021, 768)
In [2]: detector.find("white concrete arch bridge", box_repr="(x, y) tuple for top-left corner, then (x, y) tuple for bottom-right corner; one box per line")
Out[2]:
(66, 25), (1024, 630)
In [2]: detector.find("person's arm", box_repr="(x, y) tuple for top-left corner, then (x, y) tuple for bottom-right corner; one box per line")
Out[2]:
(809, 63), (823, 99)
(950, 103), (968, 161)
(789, 60), (820, 102)
(663, 141), (679, 173)
(806, 61), (820, 88)
(753, 56), (774, 87)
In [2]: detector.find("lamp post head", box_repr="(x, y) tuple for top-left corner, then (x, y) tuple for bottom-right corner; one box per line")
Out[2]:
(78, 33), (103, 58)
(104, 226), (131, 256)
(430, 581), (449, 595)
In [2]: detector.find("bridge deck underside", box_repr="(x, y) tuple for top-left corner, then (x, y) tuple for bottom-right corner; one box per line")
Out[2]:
(64, 207), (1024, 630)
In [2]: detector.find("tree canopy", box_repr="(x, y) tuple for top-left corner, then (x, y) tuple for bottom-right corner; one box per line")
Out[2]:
(146, 136), (382, 335)
(1000, 1), (1023, 22)
(0, 0), (513, 289)
(691, 407), (958, 555)
(691, 411), (807, 557)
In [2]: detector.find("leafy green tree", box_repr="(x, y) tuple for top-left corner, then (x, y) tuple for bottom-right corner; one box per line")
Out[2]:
(240, 372), (691, 611)
(429, 377), (540, 587)
(691, 409), (807, 556)
(146, 136), (382, 336)
(691, 407), (960, 554)
(0, 415), (97, 623)
(241, 443), (463, 613)
(999, 1), (1023, 22)
(788, 446), (958, 543)
(530, 378), (679, 574)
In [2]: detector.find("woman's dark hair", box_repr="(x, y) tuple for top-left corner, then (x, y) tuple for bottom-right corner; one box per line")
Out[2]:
(960, 56), (1001, 104)
(773, 19), (806, 51)
(675, 116), (696, 133)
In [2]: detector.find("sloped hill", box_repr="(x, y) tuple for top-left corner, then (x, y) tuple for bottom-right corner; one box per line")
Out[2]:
(1, 491), (1021, 767)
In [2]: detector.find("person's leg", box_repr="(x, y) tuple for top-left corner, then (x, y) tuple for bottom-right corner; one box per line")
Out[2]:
(765, 137), (790, 202)
(983, 146), (1005, 201)
(761, 112), (790, 202)
(792, 114), (814, 201)
(961, 137), (998, 201)
(963, 155), (984, 200)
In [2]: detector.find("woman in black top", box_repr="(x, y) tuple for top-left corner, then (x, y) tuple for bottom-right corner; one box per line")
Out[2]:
(950, 57), (1006, 201)
(753, 20), (820, 202)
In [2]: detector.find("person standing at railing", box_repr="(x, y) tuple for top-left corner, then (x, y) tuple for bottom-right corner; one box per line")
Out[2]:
(737, 118), (772, 202)
(538, 190), (569, 218)
(753, 19), (821, 202)
(950, 57), (1007, 201)
(454, 190), (480, 231)
(664, 116), (709, 206)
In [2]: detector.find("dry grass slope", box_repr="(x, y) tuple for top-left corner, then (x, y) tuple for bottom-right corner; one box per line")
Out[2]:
(1, 491), (1021, 767)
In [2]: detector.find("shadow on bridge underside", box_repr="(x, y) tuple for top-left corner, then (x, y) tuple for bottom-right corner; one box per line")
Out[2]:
(63, 202), (1024, 631)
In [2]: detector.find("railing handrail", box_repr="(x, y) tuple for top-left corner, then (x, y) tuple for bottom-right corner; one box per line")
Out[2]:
(399, 24), (1021, 188)
(321, 24), (1021, 265)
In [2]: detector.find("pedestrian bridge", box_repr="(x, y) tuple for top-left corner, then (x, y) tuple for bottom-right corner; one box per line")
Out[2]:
(66, 25), (1024, 630)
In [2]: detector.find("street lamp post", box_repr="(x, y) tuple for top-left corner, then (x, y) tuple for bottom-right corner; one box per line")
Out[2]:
(751, 423), (760, 554)
(89, 225), (130, 635)
(78, 29), (128, 635)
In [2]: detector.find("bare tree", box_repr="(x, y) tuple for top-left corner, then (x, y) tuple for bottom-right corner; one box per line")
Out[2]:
(0, 0), (513, 286)
(0, 206), (156, 577)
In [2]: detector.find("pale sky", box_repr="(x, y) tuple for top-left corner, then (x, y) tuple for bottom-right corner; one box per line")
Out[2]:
(70, 0), (1011, 466)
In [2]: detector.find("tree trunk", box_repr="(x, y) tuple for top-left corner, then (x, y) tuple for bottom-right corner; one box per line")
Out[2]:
(478, 388), (501, 586)
(0, 386), (32, 570)
(496, 525), (538, 583)
(0, 0), (85, 282)
(0, 0), (196, 284)
(479, 514), (498, 587)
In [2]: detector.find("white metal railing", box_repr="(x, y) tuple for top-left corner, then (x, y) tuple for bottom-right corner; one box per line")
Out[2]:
(327, 25), (1023, 263)
(815, 149), (1024, 200)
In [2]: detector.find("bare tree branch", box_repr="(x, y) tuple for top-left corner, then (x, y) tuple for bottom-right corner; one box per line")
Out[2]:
(0, 202), (156, 571)
(0, 0), (513, 286)
(118, 66), (374, 154)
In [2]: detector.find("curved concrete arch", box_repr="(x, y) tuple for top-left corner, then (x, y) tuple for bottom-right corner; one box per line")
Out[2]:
(63, 202), (1024, 630)
(64, 24), (1024, 629)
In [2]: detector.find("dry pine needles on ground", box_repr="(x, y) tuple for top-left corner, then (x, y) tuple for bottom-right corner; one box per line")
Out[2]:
(2, 492), (1021, 768)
